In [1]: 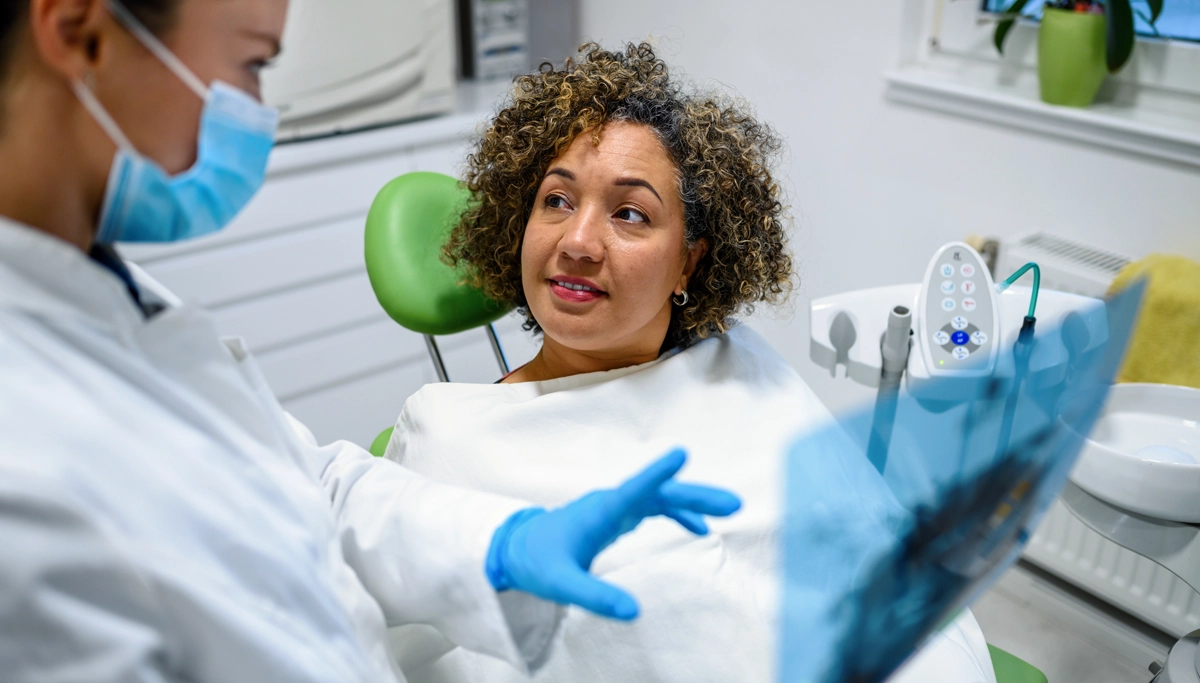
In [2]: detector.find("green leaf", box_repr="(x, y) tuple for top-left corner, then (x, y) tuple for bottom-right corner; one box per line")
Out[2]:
(994, 0), (1035, 54)
(1146, 0), (1164, 23)
(1106, 0), (1136, 73)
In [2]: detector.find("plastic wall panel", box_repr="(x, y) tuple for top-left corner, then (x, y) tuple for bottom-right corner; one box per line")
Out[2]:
(254, 318), (428, 403)
(282, 362), (434, 449)
(141, 216), (365, 309)
(210, 272), (381, 354)
(409, 138), (472, 178)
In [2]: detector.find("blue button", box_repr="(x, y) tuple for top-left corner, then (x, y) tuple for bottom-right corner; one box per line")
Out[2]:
(951, 331), (970, 346)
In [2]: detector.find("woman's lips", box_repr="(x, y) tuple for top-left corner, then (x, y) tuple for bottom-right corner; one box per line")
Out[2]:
(548, 278), (606, 303)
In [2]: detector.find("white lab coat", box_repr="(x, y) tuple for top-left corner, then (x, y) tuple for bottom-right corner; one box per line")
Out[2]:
(385, 326), (997, 683)
(0, 218), (560, 682)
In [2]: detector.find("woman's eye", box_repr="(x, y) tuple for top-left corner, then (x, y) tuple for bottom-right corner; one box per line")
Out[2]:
(247, 57), (276, 77)
(615, 207), (648, 224)
(545, 194), (571, 210)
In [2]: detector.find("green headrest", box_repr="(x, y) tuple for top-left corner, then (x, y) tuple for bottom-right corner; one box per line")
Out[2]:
(365, 172), (511, 336)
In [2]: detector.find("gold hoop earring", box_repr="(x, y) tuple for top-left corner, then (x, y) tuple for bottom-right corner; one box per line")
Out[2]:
(673, 290), (689, 306)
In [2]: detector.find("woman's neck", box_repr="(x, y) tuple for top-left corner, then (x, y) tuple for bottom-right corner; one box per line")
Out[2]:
(0, 73), (107, 252)
(504, 333), (664, 383)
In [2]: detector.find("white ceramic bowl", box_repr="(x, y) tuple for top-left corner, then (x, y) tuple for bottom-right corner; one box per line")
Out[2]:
(1070, 383), (1200, 523)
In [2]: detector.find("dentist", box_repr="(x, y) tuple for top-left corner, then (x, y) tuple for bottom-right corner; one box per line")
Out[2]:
(0, 1), (741, 681)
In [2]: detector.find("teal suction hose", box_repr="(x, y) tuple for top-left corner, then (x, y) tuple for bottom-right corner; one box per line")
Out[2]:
(997, 262), (1041, 319)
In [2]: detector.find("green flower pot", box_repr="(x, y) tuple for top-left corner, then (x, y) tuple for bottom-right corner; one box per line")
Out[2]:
(1038, 7), (1107, 107)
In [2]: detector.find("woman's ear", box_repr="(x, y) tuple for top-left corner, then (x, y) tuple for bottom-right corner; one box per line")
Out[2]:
(677, 238), (709, 293)
(28, 0), (110, 81)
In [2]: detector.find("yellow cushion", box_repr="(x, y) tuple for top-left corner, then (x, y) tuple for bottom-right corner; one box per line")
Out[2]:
(1109, 254), (1200, 390)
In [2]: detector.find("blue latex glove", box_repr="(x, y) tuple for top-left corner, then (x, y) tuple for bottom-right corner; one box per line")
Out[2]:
(486, 449), (741, 620)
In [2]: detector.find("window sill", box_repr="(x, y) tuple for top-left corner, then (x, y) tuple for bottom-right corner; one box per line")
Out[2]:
(884, 66), (1200, 168)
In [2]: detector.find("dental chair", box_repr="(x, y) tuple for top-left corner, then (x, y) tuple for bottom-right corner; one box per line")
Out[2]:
(989, 645), (1048, 683)
(363, 171), (513, 457)
(361, 172), (1051, 683)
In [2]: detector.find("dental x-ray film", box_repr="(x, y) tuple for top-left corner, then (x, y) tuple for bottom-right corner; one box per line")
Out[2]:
(780, 283), (1144, 683)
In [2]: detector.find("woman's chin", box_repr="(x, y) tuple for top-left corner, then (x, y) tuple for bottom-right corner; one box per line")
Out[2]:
(539, 325), (617, 353)
(533, 303), (669, 358)
(535, 314), (633, 353)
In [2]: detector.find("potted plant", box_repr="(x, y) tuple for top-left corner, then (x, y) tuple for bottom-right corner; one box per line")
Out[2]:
(993, 0), (1164, 107)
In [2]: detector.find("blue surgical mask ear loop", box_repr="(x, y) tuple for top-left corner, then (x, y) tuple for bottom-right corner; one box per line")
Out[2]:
(71, 77), (138, 154)
(104, 0), (210, 100)
(72, 0), (212, 146)
(69, 0), (210, 189)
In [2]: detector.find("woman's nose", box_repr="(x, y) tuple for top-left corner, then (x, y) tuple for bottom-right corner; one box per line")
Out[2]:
(557, 206), (606, 263)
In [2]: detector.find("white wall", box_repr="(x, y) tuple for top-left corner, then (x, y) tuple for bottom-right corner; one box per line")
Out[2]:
(580, 0), (1200, 412)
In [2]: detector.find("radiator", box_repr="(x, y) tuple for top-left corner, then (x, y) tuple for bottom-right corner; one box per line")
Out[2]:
(996, 231), (1132, 298)
(998, 231), (1200, 638)
(1024, 502), (1200, 637)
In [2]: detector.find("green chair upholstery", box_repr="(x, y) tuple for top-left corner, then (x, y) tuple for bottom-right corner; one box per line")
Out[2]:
(989, 644), (1049, 683)
(364, 171), (510, 336)
(369, 426), (395, 458)
(363, 172), (513, 456)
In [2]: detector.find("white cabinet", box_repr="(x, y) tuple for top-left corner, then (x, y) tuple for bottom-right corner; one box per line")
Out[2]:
(263, 0), (457, 141)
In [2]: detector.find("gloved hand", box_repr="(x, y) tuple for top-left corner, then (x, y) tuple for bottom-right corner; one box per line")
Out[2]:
(485, 448), (741, 620)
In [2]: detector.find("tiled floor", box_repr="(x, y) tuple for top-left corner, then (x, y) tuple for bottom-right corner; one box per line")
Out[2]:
(971, 561), (1177, 683)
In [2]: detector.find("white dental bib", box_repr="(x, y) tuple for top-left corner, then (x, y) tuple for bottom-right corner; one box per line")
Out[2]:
(385, 325), (996, 683)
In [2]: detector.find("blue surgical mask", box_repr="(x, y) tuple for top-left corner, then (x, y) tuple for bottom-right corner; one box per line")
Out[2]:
(73, 0), (279, 244)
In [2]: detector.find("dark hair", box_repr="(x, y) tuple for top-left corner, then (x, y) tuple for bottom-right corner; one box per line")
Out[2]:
(1, 0), (180, 88)
(445, 42), (793, 350)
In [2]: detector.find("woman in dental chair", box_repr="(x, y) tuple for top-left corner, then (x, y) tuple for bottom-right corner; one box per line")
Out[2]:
(384, 43), (996, 683)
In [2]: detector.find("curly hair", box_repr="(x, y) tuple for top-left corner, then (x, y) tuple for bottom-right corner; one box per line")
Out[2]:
(444, 42), (793, 350)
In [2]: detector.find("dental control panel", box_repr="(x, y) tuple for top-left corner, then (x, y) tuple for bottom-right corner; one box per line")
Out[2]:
(810, 241), (1100, 396)
(917, 242), (1000, 377)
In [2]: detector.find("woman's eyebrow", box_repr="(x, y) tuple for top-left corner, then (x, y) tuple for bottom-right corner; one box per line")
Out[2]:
(614, 178), (662, 204)
(545, 168), (662, 204)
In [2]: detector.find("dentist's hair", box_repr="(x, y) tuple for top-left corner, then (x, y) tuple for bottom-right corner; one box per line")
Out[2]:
(0, 0), (179, 91)
(446, 42), (794, 350)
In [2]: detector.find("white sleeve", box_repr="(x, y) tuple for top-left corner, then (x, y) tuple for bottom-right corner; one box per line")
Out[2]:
(287, 415), (561, 674)
(0, 476), (178, 683)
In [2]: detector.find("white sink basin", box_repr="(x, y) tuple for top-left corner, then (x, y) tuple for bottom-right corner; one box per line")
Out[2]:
(1070, 383), (1200, 523)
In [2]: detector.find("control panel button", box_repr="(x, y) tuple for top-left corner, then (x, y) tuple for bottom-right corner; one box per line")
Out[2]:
(941, 297), (956, 312)
(961, 280), (976, 295)
(934, 330), (950, 345)
(962, 298), (977, 312)
(951, 316), (969, 330)
(972, 330), (988, 346)
(951, 331), (970, 346)
(940, 264), (955, 278)
(960, 264), (976, 278)
(953, 347), (971, 360)
(940, 280), (955, 294)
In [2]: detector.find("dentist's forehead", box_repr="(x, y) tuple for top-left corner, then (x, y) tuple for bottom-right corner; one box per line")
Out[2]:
(176, 0), (289, 39)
